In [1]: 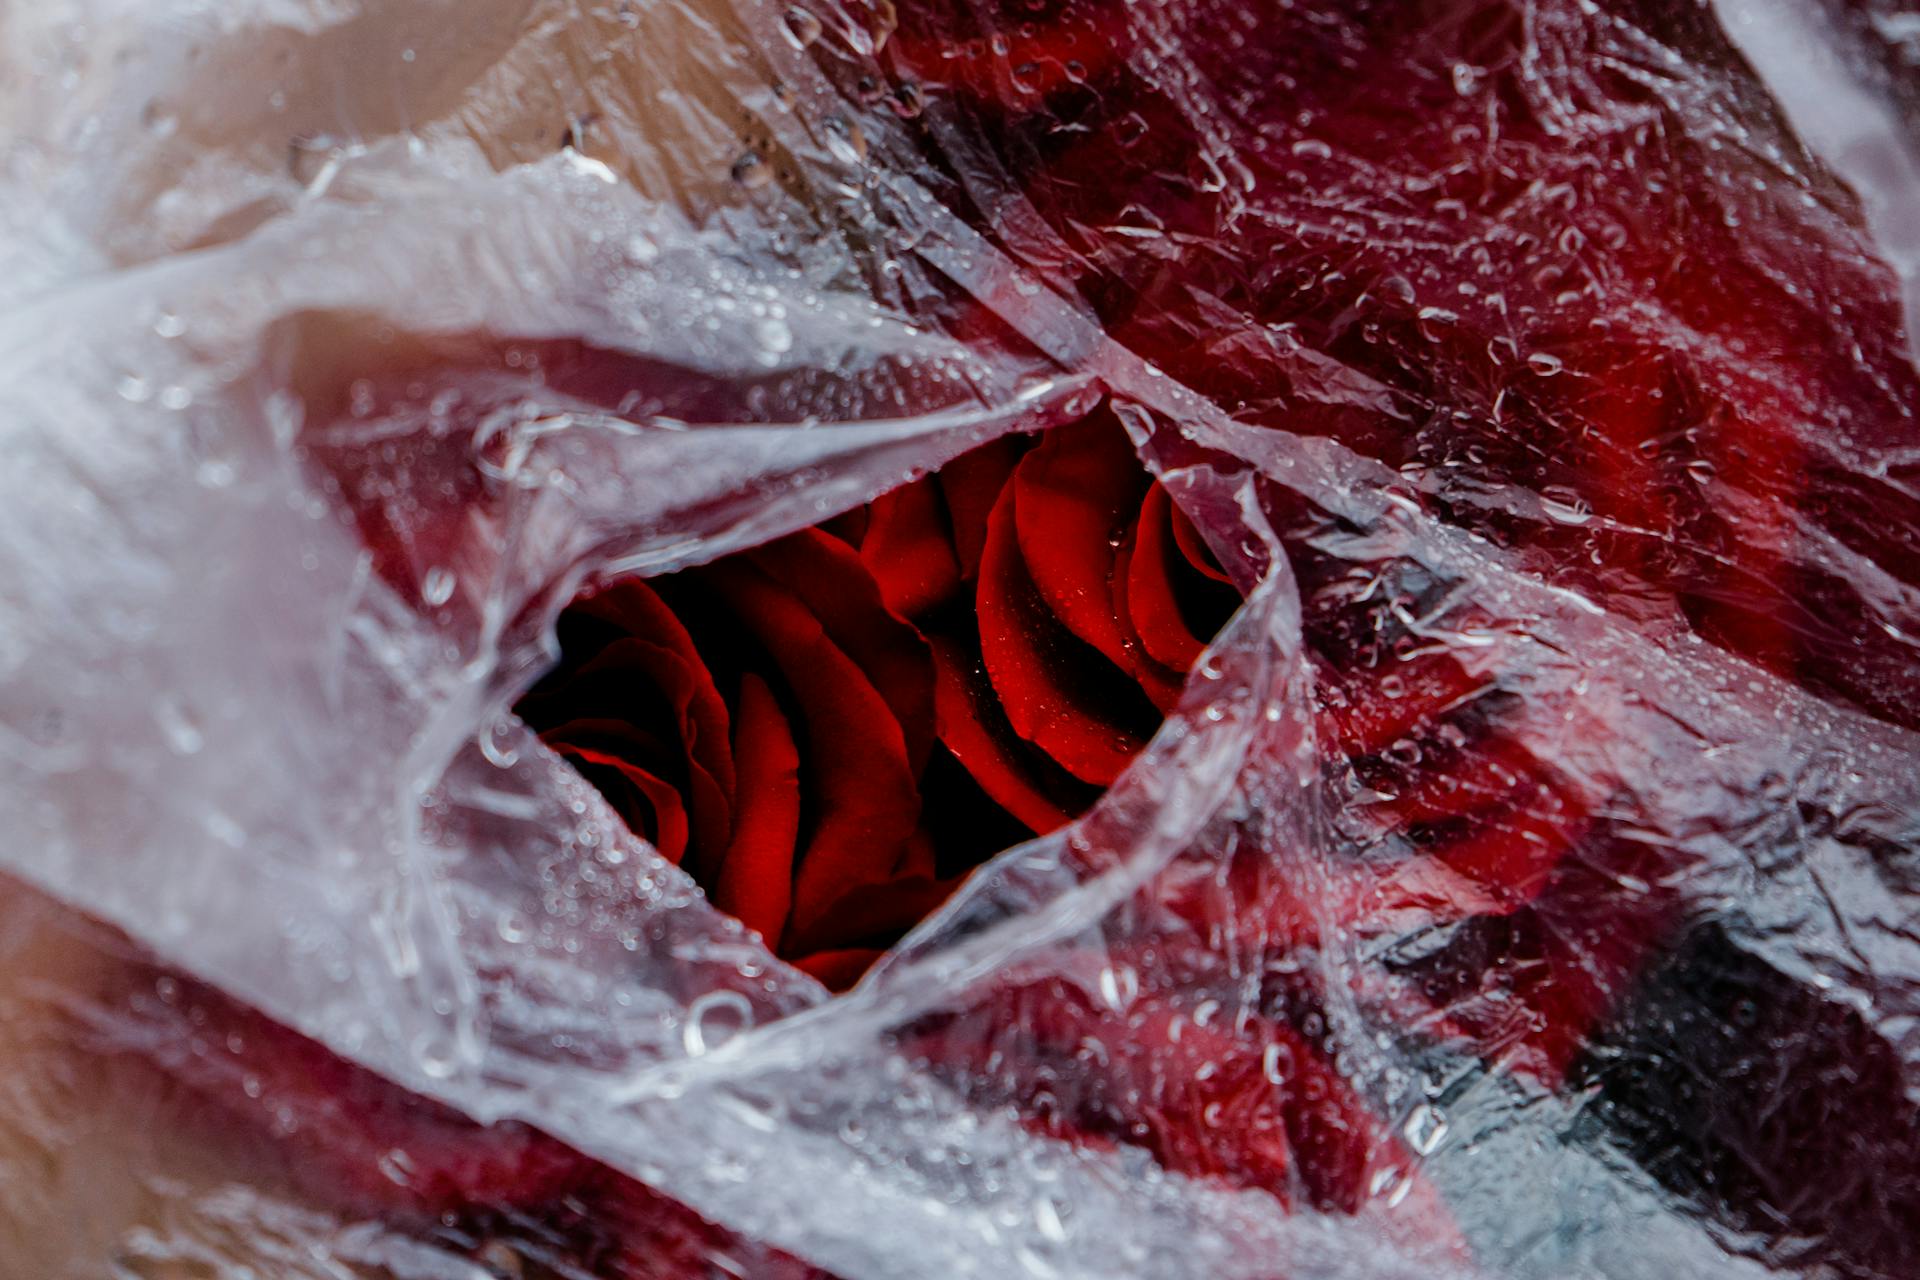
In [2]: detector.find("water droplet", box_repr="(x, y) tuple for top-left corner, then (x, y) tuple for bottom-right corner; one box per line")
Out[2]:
(1526, 351), (1564, 376)
(683, 989), (755, 1056)
(753, 316), (793, 365)
(1033, 1193), (1069, 1242)
(730, 151), (773, 188)
(413, 1027), (464, 1080)
(159, 385), (193, 411)
(824, 115), (868, 165)
(1096, 964), (1139, 1012)
(420, 566), (456, 607)
(142, 102), (179, 137)
(1538, 485), (1591, 526)
(1403, 1102), (1449, 1155)
(207, 810), (246, 848)
(1016, 1247), (1060, 1279)
(377, 1148), (416, 1186)
(496, 910), (530, 943)
(890, 81), (925, 118)
(478, 1242), (526, 1279)
(153, 694), (205, 755)
(154, 312), (187, 338)
(1015, 374), (1056, 402)
(117, 374), (151, 403)
(479, 716), (521, 769)
(1415, 306), (1458, 340)
(782, 6), (823, 47)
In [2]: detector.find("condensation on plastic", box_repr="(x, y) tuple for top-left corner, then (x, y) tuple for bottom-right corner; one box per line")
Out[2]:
(0, 1), (1917, 1278)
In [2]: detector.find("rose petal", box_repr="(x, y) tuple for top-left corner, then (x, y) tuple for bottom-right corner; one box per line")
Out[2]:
(1380, 780), (1587, 919)
(937, 435), (1026, 581)
(537, 581), (738, 869)
(1106, 527), (1191, 713)
(522, 635), (733, 870)
(901, 971), (1460, 1247)
(1168, 493), (1234, 584)
(1011, 414), (1145, 669)
(131, 975), (590, 1219)
(894, 828), (939, 880)
(709, 673), (802, 945)
(784, 872), (959, 960)
(1125, 484), (1215, 676)
(977, 476), (1160, 784)
(746, 529), (937, 774)
(930, 633), (1095, 833)
(573, 583), (736, 804)
(532, 710), (677, 780)
(699, 558), (924, 937)
(793, 947), (886, 991)
(858, 479), (965, 620)
(556, 744), (691, 864)
(819, 504), (870, 547)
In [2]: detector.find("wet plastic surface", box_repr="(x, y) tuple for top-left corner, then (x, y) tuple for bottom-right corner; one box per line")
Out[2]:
(1, 1), (1918, 1277)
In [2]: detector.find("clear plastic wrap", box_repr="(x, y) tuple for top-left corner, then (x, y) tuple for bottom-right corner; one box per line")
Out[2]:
(1, 1), (1917, 1277)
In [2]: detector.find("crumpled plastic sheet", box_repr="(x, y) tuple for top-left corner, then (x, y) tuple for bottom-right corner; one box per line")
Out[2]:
(2, 1), (1919, 1277)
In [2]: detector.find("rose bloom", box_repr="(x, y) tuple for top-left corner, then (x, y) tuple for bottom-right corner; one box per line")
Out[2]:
(515, 409), (1240, 988)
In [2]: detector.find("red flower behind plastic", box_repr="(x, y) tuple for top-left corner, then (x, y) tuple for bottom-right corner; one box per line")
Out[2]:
(102, 968), (834, 1279)
(887, 0), (1920, 728)
(518, 529), (955, 989)
(125, 3), (1920, 1269)
(514, 408), (1239, 988)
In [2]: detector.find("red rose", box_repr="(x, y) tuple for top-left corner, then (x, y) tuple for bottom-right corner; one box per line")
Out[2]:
(517, 525), (957, 990)
(109, 407), (1361, 1277)
(502, 394), (1612, 1233)
(515, 407), (1239, 988)
(511, 389), (1620, 1080)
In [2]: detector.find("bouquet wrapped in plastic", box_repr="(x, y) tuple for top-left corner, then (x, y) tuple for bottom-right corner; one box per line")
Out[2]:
(2, 1), (1918, 1276)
